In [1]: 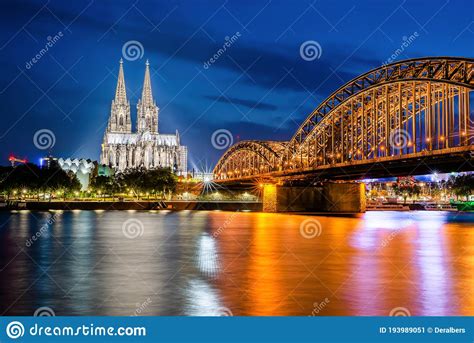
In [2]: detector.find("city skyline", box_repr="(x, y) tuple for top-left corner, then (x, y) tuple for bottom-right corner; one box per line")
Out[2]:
(0, 0), (473, 171)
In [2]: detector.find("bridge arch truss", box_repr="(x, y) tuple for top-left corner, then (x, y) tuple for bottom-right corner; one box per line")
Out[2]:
(214, 58), (474, 180)
(213, 140), (288, 179)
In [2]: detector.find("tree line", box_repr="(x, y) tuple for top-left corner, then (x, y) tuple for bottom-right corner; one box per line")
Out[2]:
(90, 167), (177, 198)
(391, 174), (474, 202)
(0, 163), (81, 198)
(0, 163), (178, 200)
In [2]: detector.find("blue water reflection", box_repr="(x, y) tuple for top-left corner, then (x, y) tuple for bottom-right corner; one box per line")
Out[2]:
(0, 210), (472, 316)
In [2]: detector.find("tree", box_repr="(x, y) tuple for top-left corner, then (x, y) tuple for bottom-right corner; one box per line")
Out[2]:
(116, 167), (177, 199)
(392, 177), (421, 203)
(0, 163), (80, 199)
(146, 168), (177, 196)
(117, 168), (146, 198)
(90, 175), (118, 197)
(448, 174), (474, 200)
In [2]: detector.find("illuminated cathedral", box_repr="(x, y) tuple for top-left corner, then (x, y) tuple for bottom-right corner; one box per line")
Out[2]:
(100, 59), (187, 175)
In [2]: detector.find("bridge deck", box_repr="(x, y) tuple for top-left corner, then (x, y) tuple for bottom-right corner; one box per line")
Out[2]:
(216, 145), (473, 183)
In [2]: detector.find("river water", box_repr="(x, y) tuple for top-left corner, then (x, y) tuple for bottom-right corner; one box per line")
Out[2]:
(0, 210), (472, 316)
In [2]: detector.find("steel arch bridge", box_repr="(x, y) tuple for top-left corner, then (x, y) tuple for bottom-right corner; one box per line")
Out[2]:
(214, 57), (474, 182)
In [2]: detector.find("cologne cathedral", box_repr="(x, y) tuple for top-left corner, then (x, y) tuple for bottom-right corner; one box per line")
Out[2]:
(100, 59), (187, 175)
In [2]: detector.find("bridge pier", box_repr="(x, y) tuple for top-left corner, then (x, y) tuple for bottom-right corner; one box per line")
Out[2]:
(262, 184), (278, 212)
(262, 182), (366, 213)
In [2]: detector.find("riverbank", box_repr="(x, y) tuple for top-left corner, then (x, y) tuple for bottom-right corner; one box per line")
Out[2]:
(1, 200), (471, 213)
(0, 200), (262, 212)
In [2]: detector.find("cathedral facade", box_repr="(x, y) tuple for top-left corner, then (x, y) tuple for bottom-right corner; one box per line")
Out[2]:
(100, 59), (187, 175)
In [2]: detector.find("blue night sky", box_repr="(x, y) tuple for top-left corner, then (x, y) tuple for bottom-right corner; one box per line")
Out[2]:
(0, 0), (472, 171)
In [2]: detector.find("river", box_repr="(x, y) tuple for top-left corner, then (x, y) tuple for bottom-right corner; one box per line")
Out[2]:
(0, 210), (472, 316)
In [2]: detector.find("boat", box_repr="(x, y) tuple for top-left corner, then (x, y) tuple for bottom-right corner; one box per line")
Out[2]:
(424, 203), (458, 211)
(366, 202), (410, 211)
(451, 201), (474, 212)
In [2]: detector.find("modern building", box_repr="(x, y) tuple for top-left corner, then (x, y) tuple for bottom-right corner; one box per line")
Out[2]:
(57, 158), (95, 190)
(100, 59), (188, 175)
(97, 164), (114, 177)
(40, 155), (57, 169)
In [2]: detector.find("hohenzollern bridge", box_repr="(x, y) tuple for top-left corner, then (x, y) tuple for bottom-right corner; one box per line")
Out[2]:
(212, 57), (474, 212)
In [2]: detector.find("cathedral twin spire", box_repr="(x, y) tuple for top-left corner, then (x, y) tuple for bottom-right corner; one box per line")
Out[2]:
(107, 59), (159, 134)
(140, 60), (153, 107)
(137, 60), (159, 133)
(114, 58), (127, 104)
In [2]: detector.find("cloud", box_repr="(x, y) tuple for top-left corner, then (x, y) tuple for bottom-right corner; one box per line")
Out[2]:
(0, 0), (382, 96)
(203, 95), (278, 111)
